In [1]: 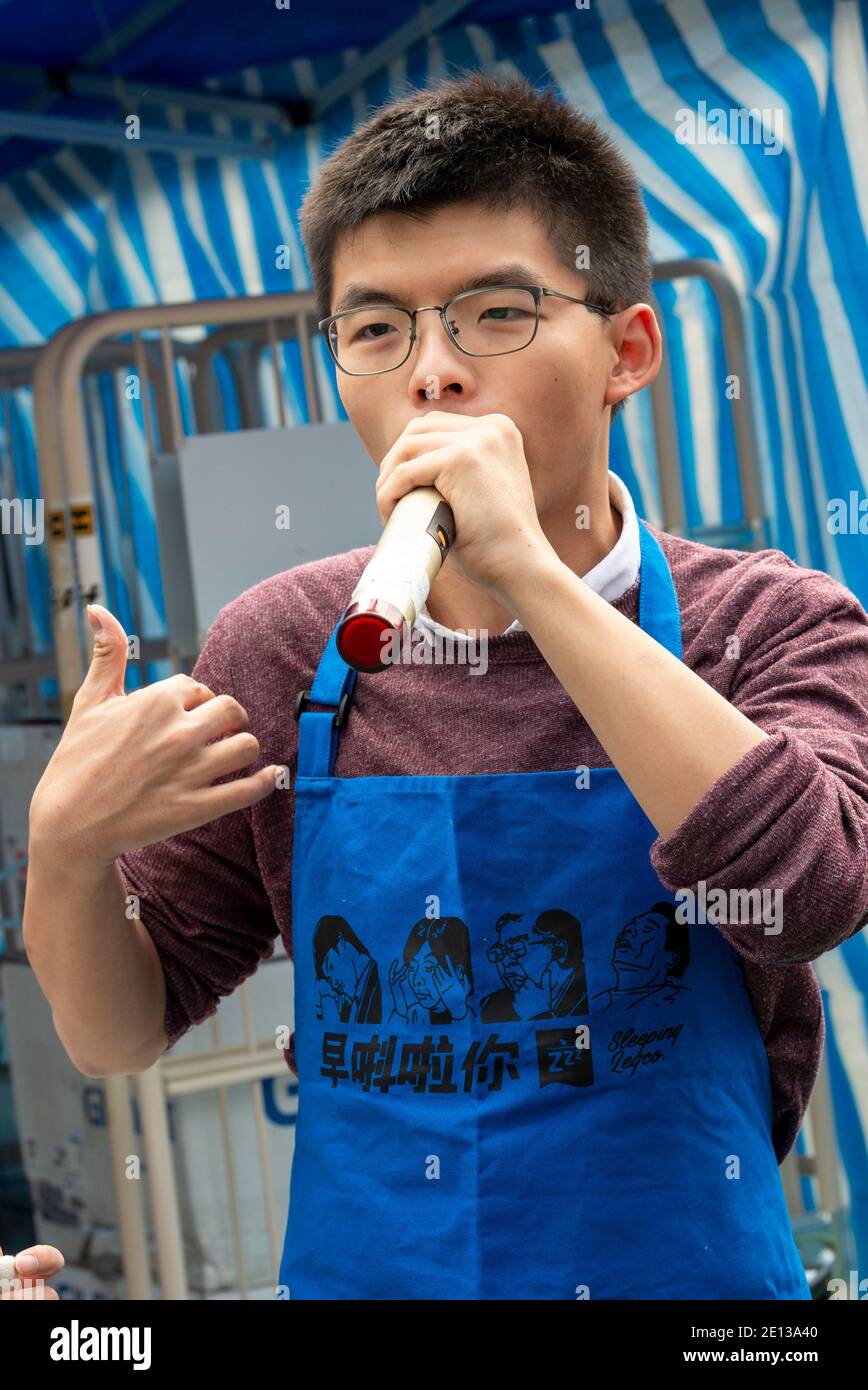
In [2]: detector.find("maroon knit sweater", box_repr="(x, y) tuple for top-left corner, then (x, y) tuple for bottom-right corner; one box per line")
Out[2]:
(117, 523), (868, 1163)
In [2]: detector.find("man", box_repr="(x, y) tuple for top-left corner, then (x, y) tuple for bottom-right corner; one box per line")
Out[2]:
(481, 910), (589, 1020)
(314, 914), (382, 1022)
(24, 72), (868, 1299)
(592, 902), (691, 1011)
(390, 916), (475, 1023)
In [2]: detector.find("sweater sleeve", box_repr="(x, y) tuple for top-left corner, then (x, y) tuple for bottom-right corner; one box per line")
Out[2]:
(649, 566), (868, 964)
(117, 607), (280, 1050)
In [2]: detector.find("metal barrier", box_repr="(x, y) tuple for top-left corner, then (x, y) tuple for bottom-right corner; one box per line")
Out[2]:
(651, 258), (769, 553)
(0, 338), (194, 713)
(1, 291), (323, 718)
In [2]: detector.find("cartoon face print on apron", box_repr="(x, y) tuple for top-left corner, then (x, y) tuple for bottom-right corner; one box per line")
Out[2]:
(278, 520), (812, 1301)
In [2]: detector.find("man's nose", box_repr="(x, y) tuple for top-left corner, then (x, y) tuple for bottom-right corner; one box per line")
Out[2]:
(406, 310), (475, 399)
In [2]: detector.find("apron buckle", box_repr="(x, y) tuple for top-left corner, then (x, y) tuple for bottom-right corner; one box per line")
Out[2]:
(294, 689), (351, 728)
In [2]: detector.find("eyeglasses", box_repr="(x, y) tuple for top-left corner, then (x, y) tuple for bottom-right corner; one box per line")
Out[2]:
(486, 933), (556, 963)
(318, 283), (615, 376)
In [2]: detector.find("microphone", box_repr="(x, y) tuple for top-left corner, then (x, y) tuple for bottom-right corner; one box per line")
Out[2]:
(337, 487), (456, 673)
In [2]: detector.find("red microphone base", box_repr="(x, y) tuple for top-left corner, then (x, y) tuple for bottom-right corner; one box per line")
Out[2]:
(336, 600), (406, 673)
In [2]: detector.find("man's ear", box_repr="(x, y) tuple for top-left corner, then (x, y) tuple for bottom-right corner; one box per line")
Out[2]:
(605, 303), (662, 410)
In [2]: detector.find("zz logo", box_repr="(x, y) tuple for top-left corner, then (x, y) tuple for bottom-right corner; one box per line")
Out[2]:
(536, 1028), (594, 1090)
(546, 1047), (578, 1072)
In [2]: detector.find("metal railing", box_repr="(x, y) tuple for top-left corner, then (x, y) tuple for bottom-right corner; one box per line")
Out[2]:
(651, 258), (768, 554)
(26, 290), (321, 719)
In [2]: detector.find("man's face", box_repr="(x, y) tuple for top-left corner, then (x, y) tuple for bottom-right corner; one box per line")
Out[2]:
(613, 912), (672, 975)
(323, 938), (355, 996)
(328, 200), (620, 518)
(406, 941), (444, 1007)
(497, 923), (550, 989)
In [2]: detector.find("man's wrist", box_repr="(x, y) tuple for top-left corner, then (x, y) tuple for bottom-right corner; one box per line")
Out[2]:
(27, 830), (118, 884)
(491, 542), (572, 623)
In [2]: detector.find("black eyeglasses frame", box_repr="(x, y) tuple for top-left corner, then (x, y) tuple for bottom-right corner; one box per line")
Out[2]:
(318, 283), (616, 376)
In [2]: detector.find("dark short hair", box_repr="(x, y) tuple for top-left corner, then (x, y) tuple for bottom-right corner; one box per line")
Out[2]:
(299, 69), (652, 420)
(533, 907), (585, 969)
(646, 900), (691, 979)
(313, 914), (369, 975)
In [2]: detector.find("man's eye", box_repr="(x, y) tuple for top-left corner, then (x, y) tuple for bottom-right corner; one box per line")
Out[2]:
(479, 306), (531, 321)
(354, 321), (395, 341)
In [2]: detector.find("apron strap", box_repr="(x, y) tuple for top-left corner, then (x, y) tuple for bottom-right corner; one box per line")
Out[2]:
(295, 624), (357, 777)
(637, 519), (683, 659)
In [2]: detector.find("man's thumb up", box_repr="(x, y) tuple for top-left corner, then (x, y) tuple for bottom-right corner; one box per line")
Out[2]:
(78, 603), (129, 703)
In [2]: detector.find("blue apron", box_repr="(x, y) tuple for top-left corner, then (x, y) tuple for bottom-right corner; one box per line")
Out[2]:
(278, 520), (812, 1300)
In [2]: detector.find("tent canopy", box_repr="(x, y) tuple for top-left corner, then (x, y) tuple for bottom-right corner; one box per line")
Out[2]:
(0, 0), (614, 180)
